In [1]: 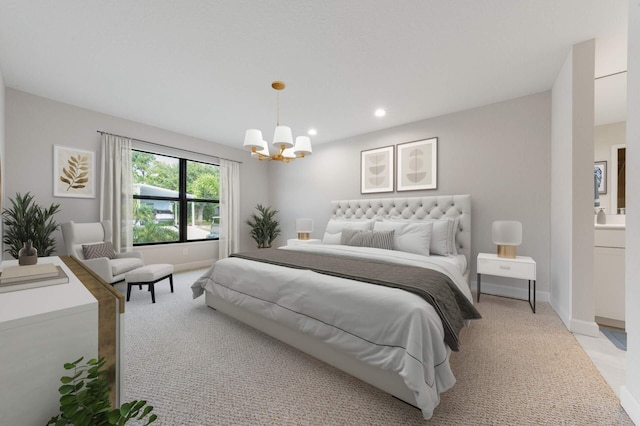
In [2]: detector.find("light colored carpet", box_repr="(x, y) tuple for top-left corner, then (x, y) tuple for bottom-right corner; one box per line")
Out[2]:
(116, 269), (633, 425)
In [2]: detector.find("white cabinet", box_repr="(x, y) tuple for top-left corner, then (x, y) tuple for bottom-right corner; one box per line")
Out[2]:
(594, 228), (625, 327)
(0, 257), (98, 425)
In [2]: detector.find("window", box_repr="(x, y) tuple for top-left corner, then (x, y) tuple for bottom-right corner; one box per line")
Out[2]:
(132, 150), (220, 245)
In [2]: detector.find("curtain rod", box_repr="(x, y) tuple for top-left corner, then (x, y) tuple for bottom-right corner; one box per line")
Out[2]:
(96, 130), (243, 164)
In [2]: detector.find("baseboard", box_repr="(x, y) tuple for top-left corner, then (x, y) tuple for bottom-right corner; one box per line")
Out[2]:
(550, 299), (571, 330)
(569, 318), (600, 337)
(173, 260), (214, 273)
(474, 280), (549, 303)
(621, 386), (640, 425)
(595, 316), (625, 330)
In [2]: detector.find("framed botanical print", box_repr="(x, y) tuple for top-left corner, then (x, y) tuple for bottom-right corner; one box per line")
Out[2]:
(53, 145), (96, 198)
(361, 146), (394, 194)
(396, 137), (438, 191)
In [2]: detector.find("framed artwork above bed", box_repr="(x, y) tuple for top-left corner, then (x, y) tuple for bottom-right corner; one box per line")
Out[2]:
(396, 137), (438, 191)
(361, 145), (394, 194)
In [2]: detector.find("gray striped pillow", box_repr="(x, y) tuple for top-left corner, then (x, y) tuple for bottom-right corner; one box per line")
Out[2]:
(340, 229), (394, 250)
(82, 242), (116, 259)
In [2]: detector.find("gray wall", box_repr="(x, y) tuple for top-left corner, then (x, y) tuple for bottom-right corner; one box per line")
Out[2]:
(4, 89), (270, 267)
(269, 92), (552, 295)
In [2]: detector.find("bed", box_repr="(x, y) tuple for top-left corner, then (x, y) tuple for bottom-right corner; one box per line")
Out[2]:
(192, 195), (478, 419)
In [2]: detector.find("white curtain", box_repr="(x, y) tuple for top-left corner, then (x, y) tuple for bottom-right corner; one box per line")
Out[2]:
(100, 134), (133, 253)
(219, 159), (240, 259)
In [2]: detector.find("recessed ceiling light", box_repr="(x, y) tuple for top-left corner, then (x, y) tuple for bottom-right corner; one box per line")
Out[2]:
(308, 128), (317, 136)
(374, 108), (386, 117)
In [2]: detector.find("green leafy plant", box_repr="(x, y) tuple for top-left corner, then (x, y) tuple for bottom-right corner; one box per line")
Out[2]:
(246, 204), (281, 248)
(2, 192), (61, 258)
(47, 357), (157, 426)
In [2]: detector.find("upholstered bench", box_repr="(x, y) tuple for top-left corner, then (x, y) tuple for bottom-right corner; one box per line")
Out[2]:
(125, 264), (174, 303)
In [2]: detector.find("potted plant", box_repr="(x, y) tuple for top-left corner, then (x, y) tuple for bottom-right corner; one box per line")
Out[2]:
(2, 192), (61, 258)
(246, 204), (281, 248)
(48, 357), (157, 426)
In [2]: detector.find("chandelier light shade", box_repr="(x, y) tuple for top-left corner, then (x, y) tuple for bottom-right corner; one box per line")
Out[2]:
(244, 81), (312, 163)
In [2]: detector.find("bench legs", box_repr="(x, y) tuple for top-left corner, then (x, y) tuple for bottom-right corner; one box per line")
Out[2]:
(126, 274), (174, 303)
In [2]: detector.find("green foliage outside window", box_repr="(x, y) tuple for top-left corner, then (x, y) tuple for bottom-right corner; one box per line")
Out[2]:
(132, 151), (219, 244)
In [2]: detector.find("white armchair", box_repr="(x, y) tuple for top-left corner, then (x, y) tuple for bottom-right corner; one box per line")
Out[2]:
(61, 220), (144, 284)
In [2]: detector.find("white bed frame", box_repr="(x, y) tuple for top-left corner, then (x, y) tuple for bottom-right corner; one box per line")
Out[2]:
(206, 194), (471, 407)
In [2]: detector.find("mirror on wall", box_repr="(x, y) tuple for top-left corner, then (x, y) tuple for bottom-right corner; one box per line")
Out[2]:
(594, 71), (627, 215)
(611, 144), (626, 213)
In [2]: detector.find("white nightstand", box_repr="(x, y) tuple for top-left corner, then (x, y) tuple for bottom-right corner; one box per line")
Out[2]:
(477, 253), (537, 313)
(287, 239), (322, 246)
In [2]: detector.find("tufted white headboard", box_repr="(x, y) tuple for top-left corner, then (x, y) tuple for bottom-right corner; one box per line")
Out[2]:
(330, 195), (471, 278)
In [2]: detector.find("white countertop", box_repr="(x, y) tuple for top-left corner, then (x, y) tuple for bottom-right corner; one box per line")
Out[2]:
(595, 224), (625, 230)
(0, 257), (97, 329)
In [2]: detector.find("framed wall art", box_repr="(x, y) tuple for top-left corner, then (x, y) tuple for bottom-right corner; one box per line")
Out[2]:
(361, 145), (394, 194)
(396, 137), (438, 191)
(594, 161), (607, 194)
(53, 145), (96, 198)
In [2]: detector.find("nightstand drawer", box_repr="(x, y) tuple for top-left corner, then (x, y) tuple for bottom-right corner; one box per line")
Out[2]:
(477, 258), (535, 280)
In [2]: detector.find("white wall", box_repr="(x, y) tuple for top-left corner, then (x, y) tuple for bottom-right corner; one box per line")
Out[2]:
(571, 41), (597, 333)
(622, 0), (640, 422)
(4, 89), (270, 269)
(594, 121), (626, 214)
(0, 64), (5, 256)
(549, 40), (598, 336)
(550, 50), (573, 326)
(270, 92), (551, 299)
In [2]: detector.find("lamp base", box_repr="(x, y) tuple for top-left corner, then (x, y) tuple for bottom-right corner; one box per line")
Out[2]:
(297, 232), (310, 241)
(497, 245), (516, 259)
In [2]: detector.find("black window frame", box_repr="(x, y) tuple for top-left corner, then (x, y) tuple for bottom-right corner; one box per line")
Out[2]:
(132, 149), (220, 246)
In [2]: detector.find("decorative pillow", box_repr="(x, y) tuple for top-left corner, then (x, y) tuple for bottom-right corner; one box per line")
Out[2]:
(82, 242), (116, 259)
(373, 221), (433, 257)
(322, 219), (375, 244)
(340, 229), (395, 250)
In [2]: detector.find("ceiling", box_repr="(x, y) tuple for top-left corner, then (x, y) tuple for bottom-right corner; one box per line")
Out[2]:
(0, 1), (628, 148)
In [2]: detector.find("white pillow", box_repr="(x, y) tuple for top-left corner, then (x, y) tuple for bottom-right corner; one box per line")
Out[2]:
(373, 221), (433, 257)
(322, 219), (375, 244)
(427, 217), (459, 255)
(385, 217), (459, 256)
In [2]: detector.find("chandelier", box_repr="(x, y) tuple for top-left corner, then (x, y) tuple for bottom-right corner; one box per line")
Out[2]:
(243, 81), (312, 162)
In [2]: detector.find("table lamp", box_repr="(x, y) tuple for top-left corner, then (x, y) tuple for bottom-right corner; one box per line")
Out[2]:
(296, 218), (313, 240)
(492, 220), (522, 259)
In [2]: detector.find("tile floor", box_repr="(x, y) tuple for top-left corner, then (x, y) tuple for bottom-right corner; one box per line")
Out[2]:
(574, 329), (626, 398)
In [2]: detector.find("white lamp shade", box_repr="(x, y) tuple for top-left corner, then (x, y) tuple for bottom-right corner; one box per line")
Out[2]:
(243, 129), (264, 151)
(491, 221), (522, 246)
(293, 136), (312, 156)
(273, 125), (294, 149)
(282, 147), (296, 159)
(251, 140), (270, 158)
(296, 218), (314, 233)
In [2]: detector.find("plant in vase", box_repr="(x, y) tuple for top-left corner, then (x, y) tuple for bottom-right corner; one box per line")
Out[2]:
(2, 192), (61, 259)
(246, 204), (281, 248)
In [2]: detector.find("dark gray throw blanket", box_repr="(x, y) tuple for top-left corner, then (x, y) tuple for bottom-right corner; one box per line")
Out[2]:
(230, 249), (481, 351)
